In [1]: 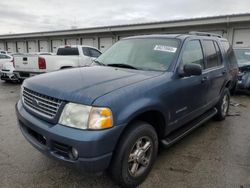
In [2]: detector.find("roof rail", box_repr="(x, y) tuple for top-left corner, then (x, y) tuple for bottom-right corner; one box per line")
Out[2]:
(189, 31), (222, 38)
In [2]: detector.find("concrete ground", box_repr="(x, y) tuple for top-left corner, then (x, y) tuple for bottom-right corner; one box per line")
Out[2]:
(0, 80), (249, 188)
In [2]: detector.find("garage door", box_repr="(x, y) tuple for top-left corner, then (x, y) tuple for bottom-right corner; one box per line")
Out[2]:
(52, 39), (64, 53)
(99, 37), (113, 52)
(233, 29), (250, 48)
(7, 42), (16, 53)
(17, 41), (27, 53)
(82, 38), (95, 47)
(39, 40), (49, 52)
(0, 42), (5, 51)
(28, 41), (37, 53)
(65, 38), (79, 45)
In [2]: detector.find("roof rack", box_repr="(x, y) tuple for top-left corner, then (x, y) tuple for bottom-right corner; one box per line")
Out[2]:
(188, 31), (222, 38)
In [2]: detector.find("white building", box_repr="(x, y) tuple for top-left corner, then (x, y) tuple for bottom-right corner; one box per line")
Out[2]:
(0, 13), (250, 53)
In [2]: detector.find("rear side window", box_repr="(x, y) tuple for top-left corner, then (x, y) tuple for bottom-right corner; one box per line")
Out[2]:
(221, 41), (238, 68)
(203, 40), (221, 69)
(89, 48), (101, 58)
(214, 41), (222, 65)
(57, 48), (79, 55)
(182, 40), (204, 68)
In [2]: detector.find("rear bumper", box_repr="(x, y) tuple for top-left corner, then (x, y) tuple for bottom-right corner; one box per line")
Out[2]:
(14, 71), (45, 79)
(16, 100), (125, 172)
(0, 70), (18, 81)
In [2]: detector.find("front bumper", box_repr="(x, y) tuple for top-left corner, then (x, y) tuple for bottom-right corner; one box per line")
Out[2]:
(16, 100), (125, 172)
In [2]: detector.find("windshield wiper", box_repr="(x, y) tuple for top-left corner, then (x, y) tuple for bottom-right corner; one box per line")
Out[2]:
(93, 60), (106, 66)
(107, 63), (138, 70)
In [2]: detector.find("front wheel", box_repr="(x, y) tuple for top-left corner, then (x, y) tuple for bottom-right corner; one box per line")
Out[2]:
(109, 121), (158, 188)
(214, 88), (230, 121)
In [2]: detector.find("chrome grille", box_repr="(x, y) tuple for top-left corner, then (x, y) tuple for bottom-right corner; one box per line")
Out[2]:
(22, 87), (62, 119)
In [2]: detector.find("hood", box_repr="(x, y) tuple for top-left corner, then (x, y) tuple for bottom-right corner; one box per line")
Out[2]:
(238, 61), (250, 68)
(238, 61), (250, 72)
(24, 66), (163, 105)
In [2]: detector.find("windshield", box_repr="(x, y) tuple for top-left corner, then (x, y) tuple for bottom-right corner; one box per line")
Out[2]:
(96, 38), (179, 71)
(234, 48), (250, 64)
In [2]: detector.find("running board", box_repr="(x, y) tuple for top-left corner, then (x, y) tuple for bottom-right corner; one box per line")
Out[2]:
(161, 108), (217, 148)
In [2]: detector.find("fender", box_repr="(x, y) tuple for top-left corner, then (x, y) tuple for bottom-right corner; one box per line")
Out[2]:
(116, 97), (169, 129)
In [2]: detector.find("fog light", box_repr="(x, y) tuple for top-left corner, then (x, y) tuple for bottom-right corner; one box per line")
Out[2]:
(71, 147), (79, 159)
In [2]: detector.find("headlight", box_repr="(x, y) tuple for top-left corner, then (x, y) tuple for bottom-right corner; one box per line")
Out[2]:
(59, 103), (113, 130)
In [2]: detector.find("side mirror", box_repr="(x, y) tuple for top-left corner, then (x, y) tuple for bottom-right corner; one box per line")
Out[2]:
(179, 63), (202, 77)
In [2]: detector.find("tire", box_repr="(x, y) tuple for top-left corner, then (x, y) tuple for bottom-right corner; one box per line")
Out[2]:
(109, 121), (158, 188)
(214, 88), (230, 121)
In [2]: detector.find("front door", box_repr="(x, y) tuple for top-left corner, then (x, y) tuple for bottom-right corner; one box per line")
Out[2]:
(168, 39), (209, 131)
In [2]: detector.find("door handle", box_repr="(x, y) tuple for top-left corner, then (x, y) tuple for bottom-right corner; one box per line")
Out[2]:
(201, 76), (208, 83)
(222, 70), (226, 75)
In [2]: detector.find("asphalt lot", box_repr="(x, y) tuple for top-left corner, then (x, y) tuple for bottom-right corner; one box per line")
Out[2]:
(0, 80), (250, 188)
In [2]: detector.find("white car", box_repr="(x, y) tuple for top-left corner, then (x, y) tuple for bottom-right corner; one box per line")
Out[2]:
(0, 54), (13, 67)
(0, 54), (18, 82)
(0, 61), (18, 82)
(14, 45), (101, 80)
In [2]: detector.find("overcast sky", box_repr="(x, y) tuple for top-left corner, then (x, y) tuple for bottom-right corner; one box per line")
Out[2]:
(0, 0), (250, 34)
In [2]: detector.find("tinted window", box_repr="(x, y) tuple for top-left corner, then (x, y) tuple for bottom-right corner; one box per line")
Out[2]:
(57, 48), (79, 55)
(89, 48), (101, 58)
(82, 47), (90, 56)
(182, 40), (204, 68)
(214, 41), (222, 65)
(221, 41), (238, 68)
(203, 40), (219, 68)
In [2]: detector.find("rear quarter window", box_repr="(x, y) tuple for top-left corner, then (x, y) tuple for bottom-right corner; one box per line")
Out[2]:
(221, 41), (238, 68)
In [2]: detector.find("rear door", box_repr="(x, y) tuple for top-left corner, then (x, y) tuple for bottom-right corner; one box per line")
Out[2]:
(202, 40), (226, 106)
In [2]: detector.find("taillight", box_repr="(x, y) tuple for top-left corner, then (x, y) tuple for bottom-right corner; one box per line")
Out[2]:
(38, 57), (46, 69)
(11, 59), (15, 68)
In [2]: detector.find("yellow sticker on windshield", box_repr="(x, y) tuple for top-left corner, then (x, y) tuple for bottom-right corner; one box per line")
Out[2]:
(154, 45), (177, 53)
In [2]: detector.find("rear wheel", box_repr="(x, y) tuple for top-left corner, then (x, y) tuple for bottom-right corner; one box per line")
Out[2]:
(109, 121), (158, 188)
(214, 88), (230, 121)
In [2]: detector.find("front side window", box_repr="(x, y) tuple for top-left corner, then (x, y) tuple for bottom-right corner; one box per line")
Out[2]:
(89, 48), (101, 58)
(82, 47), (90, 56)
(182, 40), (204, 68)
(203, 40), (220, 69)
(96, 38), (180, 71)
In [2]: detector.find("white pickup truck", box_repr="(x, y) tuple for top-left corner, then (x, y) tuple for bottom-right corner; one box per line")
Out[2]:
(14, 45), (102, 79)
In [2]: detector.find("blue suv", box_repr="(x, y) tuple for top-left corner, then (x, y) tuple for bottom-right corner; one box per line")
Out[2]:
(16, 32), (236, 187)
